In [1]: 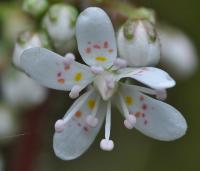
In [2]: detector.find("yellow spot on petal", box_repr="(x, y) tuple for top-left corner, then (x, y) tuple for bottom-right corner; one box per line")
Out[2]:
(74, 72), (82, 81)
(88, 99), (95, 109)
(125, 96), (134, 105)
(96, 56), (107, 62)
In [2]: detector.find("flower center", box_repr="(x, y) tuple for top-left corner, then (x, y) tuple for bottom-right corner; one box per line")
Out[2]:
(93, 71), (118, 101)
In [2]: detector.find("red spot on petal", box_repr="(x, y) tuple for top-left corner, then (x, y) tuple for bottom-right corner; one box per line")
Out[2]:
(64, 64), (70, 71)
(85, 47), (91, 54)
(142, 113), (146, 118)
(75, 111), (82, 118)
(108, 49), (113, 53)
(140, 95), (144, 101)
(57, 79), (65, 84)
(83, 126), (89, 132)
(103, 41), (109, 48)
(93, 44), (101, 49)
(144, 120), (148, 125)
(142, 104), (148, 110)
(57, 72), (62, 77)
(135, 112), (141, 118)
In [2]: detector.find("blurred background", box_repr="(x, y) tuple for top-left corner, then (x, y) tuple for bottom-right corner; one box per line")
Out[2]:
(0, 0), (199, 171)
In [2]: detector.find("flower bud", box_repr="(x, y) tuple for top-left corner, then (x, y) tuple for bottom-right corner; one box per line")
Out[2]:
(117, 19), (160, 67)
(158, 24), (198, 79)
(42, 4), (78, 55)
(2, 68), (48, 108)
(12, 31), (47, 69)
(22, 0), (49, 17)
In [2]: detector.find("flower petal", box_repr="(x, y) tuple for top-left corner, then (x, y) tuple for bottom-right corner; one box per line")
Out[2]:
(20, 47), (94, 91)
(114, 83), (187, 141)
(76, 7), (117, 68)
(117, 67), (175, 89)
(53, 90), (106, 160)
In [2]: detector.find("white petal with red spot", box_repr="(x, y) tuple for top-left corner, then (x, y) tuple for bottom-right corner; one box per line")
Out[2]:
(20, 47), (94, 91)
(114, 83), (187, 141)
(76, 7), (117, 68)
(53, 90), (106, 160)
(117, 67), (175, 90)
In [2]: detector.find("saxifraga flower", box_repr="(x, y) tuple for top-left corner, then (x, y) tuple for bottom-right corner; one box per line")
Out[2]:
(20, 7), (187, 160)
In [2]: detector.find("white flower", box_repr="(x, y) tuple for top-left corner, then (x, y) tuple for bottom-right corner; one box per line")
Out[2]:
(158, 24), (198, 79)
(42, 4), (78, 54)
(2, 68), (47, 108)
(20, 7), (187, 160)
(117, 19), (160, 67)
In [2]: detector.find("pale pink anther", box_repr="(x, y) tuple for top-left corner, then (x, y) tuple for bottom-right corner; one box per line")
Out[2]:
(69, 85), (82, 99)
(86, 115), (99, 127)
(90, 66), (104, 75)
(55, 119), (65, 133)
(100, 139), (114, 151)
(124, 115), (137, 129)
(113, 58), (127, 69)
(64, 53), (75, 65)
(156, 89), (167, 100)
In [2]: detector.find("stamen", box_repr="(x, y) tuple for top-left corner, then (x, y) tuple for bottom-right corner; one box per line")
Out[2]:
(86, 96), (101, 127)
(119, 92), (136, 129)
(90, 66), (104, 75)
(69, 85), (82, 99)
(64, 53), (75, 65)
(100, 101), (114, 151)
(105, 75), (115, 89)
(155, 89), (167, 100)
(133, 85), (156, 95)
(55, 89), (94, 133)
(55, 119), (65, 133)
(113, 58), (127, 69)
(133, 85), (167, 100)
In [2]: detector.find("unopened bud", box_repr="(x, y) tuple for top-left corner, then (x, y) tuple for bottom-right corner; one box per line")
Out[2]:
(2, 68), (48, 108)
(13, 31), (43, 69)
(117, 19), (160, 67)
(158, 24), (198, 79)
(42, 4), (78, 55)
(22, 0), (49, 17)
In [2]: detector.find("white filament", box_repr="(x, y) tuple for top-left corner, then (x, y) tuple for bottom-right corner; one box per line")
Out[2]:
(63, 89), (94, 124)
(105, 101), (111, 140)
(118, 92), (130, 118)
